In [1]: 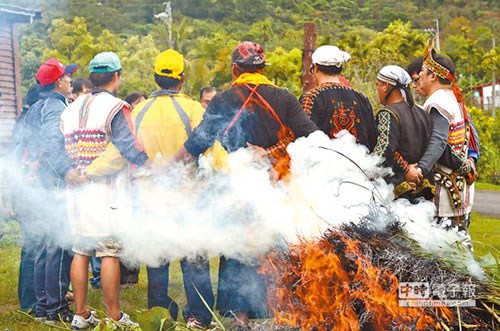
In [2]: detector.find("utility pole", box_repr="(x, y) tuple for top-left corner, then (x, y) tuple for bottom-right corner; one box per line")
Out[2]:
(165, 2), (173, 49)
(424, 19), (440, 52)
(434, 19), (440, 52)
(302, 22), (317, 93)
(155, 2), (173, 48)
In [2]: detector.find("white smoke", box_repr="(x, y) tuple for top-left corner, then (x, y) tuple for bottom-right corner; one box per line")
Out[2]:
(5, 129), (483, 278)
(88, 130), (482, 279)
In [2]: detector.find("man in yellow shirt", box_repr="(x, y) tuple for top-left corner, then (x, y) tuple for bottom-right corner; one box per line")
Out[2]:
(131, 49), (213, 328)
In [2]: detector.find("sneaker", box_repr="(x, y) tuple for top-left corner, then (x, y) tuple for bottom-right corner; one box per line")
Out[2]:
(186, 317), (205, 329)
(105, 312), (139, 329)
(186, 317), (219, 330)
(71, 311), (100, 330)
(46, 307), (74, 324)
(66, 290), (75, 302)
(34, 312), (46, 322)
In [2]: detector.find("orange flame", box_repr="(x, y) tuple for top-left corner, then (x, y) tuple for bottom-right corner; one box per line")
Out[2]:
(262, 232), (454, 330)
(266, 127), (295, 180)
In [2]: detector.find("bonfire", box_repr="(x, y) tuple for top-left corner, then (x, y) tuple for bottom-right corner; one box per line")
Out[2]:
(261, 204), (499, 331)
(255, 134), (500, 331)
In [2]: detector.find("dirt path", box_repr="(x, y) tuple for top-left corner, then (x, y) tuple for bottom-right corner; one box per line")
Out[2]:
(473, 190), (500, 218)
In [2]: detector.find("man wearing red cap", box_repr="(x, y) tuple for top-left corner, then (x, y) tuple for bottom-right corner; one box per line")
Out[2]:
(174, 41), (318, 328)
(21, 57), (81, 324)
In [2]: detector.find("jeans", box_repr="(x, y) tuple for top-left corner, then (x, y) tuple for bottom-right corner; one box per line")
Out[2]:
(147, 257), (215, 324)
(89, 257), (101, 288)
(11, 187), (38, 311)
(216, 256), (269, 319)
(18, 241), (37, 311)
(180, 257), (215, 325)
(147, 263), (179, 320)
(34, 236), (72, 316)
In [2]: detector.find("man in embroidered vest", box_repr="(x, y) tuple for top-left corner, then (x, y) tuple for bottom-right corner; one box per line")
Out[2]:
(300, 45), (378, 152)
(406, 48), (479, 247)
(23, 58), (80, 324)
(372, 65), (433, 202)
(61, 52), (148, 329)
(130, 49), (213, 328)
(174, 41), (318, 328)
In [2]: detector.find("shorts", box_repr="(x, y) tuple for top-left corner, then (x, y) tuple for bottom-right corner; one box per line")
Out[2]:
(72, 236), (122, 258)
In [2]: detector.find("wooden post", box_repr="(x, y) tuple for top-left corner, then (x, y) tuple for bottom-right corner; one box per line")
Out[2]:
(302, 22), (317, 94)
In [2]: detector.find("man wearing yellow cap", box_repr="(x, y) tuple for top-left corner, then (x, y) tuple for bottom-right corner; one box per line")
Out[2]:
(130, 49), (213, 328)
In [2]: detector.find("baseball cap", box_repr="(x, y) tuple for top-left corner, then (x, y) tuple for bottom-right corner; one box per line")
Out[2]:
(231, 41), (265, 67)
(35, 58), (77, 87)
(154, 49), (184, 80)
(89, 52), (122, 73)
(312, 45), (351, 68)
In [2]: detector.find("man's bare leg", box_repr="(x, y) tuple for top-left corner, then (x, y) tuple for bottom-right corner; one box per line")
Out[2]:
(101, 256), (121, 320)
(71, 254), (90, 317)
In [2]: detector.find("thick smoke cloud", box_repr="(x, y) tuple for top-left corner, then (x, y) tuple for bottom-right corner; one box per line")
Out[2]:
(5, 130), (483, 279)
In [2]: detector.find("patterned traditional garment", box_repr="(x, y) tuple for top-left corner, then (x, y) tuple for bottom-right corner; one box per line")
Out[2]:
(373, 102), (433, 201)
(423, 89), (473, 218)
(61, 92), (131, 237)
(300, 82), (377, 152)
(63, 93), (124, 170)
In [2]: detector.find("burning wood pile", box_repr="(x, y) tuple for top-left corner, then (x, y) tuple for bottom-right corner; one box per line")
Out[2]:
(262, 217), (499, 330)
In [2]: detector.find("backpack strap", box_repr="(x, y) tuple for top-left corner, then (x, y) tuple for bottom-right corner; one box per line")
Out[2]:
(134, 98), (156, 137)
(223, 84), (259, 138)
(170, 96), (192, 137)
(134, 92), (192, 137)
(247, 84), (287, 129)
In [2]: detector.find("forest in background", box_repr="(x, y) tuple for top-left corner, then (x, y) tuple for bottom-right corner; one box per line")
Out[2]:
(10, 0), (500, 183)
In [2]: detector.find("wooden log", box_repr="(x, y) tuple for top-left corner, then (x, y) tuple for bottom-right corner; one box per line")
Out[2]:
(302, 22), (317, 94)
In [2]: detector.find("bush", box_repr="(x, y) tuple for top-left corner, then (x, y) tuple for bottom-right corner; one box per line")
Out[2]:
(469, 107), (500, 184)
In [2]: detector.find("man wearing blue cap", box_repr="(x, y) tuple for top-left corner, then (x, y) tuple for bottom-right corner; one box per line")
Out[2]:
(61, 52), (148, 329)
(21, 57), (80, 324)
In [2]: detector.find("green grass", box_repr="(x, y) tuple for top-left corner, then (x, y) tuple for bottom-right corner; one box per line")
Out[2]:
(0, 220), (223, 330)
(469, 212), (500, 263)
(476, 181), (500, 192)
(1, 213), (499, 330)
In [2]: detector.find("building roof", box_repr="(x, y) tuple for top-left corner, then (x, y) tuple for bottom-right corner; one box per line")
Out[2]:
(0, 4), (40, 24)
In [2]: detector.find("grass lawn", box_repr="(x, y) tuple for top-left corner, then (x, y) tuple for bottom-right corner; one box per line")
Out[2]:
(1, 212), (499, 330)
(469, 212), (500, 275)
(476, 181), (500, 192)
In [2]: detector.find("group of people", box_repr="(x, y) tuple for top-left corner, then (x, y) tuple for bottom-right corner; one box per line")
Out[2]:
(7, 39), (479, 330)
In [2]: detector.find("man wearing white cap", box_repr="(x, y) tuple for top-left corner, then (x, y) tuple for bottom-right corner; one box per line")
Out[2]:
(373, 65), (433, 201)
(301, 45), (377, 151)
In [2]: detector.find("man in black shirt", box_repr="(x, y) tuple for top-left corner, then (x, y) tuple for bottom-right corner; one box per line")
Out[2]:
(174, 41), (317, 328)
